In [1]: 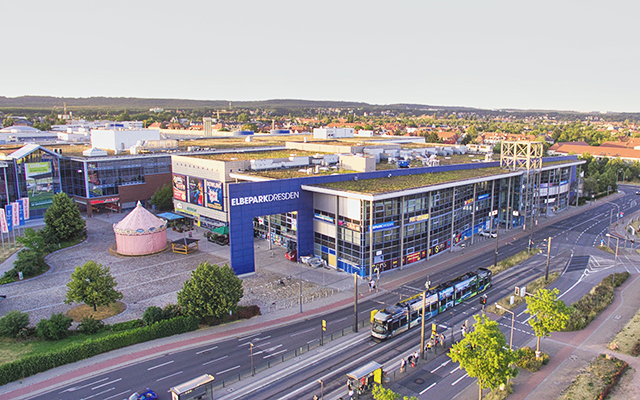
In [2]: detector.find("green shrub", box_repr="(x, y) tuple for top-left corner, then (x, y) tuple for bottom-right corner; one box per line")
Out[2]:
(0, 275), (15, 285)
(107, 319), (143, 331)
(515, 347), (549, 372)
(0, 310), (30, 338)
(237, 305), (261, 319)
(143, 306), (164, 326)
(36, 313), (72, 340)
(78, 317), (104, 334)
(16, 327), (37, 341)
(162, 304), (181, 320)
(0, 316), (199, 386)
(565, 273), (630, 331)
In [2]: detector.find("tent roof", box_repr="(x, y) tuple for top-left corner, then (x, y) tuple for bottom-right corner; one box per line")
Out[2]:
(113, 201), (167, 235)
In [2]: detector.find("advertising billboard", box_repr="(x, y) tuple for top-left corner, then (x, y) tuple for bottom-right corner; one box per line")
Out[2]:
(172, 174), (187, 201)
(205, 180), (224, 211)
(188, 177), (204, 206)
(25, 161), (54, 210)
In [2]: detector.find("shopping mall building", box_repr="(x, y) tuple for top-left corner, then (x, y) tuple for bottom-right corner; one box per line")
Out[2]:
(168, 141), (584, 277)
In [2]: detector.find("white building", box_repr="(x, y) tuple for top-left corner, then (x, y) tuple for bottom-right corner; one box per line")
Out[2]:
(313, 127), (354, 139)
(90, 129), (161, 152)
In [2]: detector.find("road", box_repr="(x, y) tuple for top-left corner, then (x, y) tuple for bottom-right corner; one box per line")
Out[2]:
(26, 186), (640, 400)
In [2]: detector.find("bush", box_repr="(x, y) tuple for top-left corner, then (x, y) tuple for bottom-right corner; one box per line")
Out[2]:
(515, 347), (550, 372)
(0, 316), (199, 386)
(237, 305), (261, 319)
(0, 310), (30, 338)
(162, 304), (181, 320)
(16, 327), (37, 341)
(143, 306), (164, 326)
(36, 313), (73, 340)
(78, 317), (105, 334)
(107, 319), (143, 332)
(565, 273), (630, 331)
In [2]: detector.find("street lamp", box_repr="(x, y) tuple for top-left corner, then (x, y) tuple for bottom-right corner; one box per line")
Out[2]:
(318, 379), (324, 400)
(249, 342), (254, 376)
(495, 303), (515, 350)
(545, 236), (552, 281)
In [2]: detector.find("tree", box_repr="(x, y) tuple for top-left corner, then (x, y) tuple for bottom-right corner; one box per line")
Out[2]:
(241, 123), (257, 132)
(372, 385), (418, 400)
(44, 192), (86, 242)
(2, 117), (15, 128)
(65, 261), (123, 311)
(0, 310), (30, 338)
(449, 314), (518, 400)
(525, 288), (569, 356)
(177, 262), (243, 320)
(150, 184), (173, 211)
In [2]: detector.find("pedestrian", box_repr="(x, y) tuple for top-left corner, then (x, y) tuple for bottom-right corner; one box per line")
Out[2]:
(414, 350), (420, 364)
(313, 395), (319, 400)
(400, 358), (406, 373)
(461, 325), (466, 338)
(408, 354), (414, 367)
(348, 389), (354, 399)
(426, 340), (432, 352)
(440, 333), (446, 348)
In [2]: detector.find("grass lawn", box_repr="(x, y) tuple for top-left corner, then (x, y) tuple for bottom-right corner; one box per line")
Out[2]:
(487, 272), (560, 316)
(66, 302), (126, 322)
(560, 354), (627, 400)
(610, 306), (640, 356)
(489, 248), (540, 275)
(0, 328), (133, 365)
(0, 243), (24, 264)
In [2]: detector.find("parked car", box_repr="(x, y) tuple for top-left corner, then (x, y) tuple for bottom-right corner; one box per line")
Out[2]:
(479, 231), (497, 238)
(128, 389), (158, 400)
(636, 190), (640, 195)
(285, 250), (297, 262)
(300, 255), (325, 268)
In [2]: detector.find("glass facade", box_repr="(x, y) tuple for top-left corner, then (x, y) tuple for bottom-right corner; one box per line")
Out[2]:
(254, 212), (298, 248)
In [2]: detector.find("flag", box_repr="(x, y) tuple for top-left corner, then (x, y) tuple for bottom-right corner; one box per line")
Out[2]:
(4, 205), (12, 232)
(21, 198), (30, 220)
(11, 203), (20, 226)
(0, 209), (8, 234)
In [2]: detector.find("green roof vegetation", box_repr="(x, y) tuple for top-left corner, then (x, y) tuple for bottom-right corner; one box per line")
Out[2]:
(242, 167), (357, 180)
(193, 149), (328, 161)
(178, 134), (311, 149)
(316, 167), (511, 195)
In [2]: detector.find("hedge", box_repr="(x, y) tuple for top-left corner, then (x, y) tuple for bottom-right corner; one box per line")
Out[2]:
(0, 316), (198, 386)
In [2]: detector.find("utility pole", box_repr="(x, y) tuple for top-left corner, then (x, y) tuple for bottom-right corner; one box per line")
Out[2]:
(545, 236), (552, 281)
(420, 291), (426, 360)
(353, 273), (358, 333)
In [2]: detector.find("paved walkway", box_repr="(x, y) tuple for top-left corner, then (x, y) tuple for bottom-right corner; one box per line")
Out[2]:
(0, 193), (635, 400)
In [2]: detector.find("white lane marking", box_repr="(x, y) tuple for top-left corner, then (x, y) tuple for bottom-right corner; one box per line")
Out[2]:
(196, 346), (218, 355)
(291, 328), (315, 337)
(420, 382), (437, 394)
(431, 360), (451, 373)
(263, 349), (287, 358)
(103, 390), (131, 400)
(334, 317), (348, 323)
(59, 378), (109, 393)
(147, 360), (174, 370)
(449, 365), (460, 374)
(203, 355), (228, 365)
(238, 333), (261, 341)
(217, 365), (240, 375)
(157, 371), (183, 381)
(81, 387), (115, 399)
(451, 373), (469, 386)
(255, 335), (271, 341)
(307, 339), (319, 344)
(237, 341), (254, 347)
(91, 378), (121, 390)
(265, 344), (283, 352)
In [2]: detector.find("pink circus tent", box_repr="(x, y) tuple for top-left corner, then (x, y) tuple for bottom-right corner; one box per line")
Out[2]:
(113, 202), (167, 255)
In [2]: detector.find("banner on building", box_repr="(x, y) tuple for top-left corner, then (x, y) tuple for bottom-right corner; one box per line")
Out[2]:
(17, 200), (25, 226)
(172, 174), (187, 201)
(25, 161), (54, 210)
(188, 177), (204, 206)
(205, 180), (224, 211)
(0, 209), (8, 233)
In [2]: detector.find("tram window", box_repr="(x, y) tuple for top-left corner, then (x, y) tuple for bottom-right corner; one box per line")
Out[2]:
(400, 316), (407, 326)
(392, 320), (400, 330)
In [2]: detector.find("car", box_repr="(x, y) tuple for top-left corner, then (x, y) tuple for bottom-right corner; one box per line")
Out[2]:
(285, 250), (297, 262)
(299, 255), (325, 268)
(128, 389), (158, 400)
(636, 190), (640, 195)
(479, 231), (497, 238)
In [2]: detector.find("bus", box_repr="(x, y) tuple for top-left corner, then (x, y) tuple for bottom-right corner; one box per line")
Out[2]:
(371, 268), (492, 340)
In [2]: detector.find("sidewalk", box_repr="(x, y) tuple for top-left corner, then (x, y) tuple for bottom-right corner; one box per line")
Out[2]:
(0, 196), (622, 399)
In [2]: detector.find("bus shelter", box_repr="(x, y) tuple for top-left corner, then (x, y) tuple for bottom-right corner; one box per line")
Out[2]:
(169, 374), (214, 400)
(346, 361), (383, 398)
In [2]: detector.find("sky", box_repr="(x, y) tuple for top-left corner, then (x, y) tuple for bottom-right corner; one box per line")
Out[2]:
(2, 0), (639, 113)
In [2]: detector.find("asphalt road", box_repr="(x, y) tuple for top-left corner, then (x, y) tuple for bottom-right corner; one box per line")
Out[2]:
(27, 186), (640, 400)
